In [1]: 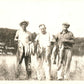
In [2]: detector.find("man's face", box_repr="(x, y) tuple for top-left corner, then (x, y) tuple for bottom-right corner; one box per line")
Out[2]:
(62, 25), (68, 31)
(40, 27), (46, 34)
(21, 23), (27, 30)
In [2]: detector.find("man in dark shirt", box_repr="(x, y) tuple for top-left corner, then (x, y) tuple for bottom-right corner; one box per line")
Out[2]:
(54, 23), (75, 80)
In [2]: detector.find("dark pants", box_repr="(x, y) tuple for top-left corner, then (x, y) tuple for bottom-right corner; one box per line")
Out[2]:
(16, 44), (31, 79)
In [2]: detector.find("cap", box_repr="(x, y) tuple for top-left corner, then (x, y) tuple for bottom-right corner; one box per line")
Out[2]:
(62, 22), (70, 28)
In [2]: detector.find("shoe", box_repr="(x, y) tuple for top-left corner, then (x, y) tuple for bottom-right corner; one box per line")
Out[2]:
(57, 76), (63, 80)
(64, 75), (69, 80)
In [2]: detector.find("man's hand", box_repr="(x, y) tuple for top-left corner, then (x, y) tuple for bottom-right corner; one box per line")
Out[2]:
(28, 41), (32, 44)
(61, 39), (75, 44)
(50, 42), (54, 45)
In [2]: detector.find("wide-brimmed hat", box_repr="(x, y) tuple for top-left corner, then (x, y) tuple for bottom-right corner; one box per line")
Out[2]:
(20, 21), (29, 26)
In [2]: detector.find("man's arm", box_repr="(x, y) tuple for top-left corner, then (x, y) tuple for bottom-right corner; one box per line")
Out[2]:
(70, 32), (75, 40)
(50, 34), (56, 45)
(53, 33), (59, 44)
(69, 32), (75, 44)
(63, 32), (75, 44)
(29, 32), (33, 42)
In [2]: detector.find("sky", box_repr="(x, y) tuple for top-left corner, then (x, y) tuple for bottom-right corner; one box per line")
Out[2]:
(0, 0), (84, 37)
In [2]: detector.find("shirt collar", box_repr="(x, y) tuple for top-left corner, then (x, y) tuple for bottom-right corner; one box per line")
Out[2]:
(60, 30), (69, 34)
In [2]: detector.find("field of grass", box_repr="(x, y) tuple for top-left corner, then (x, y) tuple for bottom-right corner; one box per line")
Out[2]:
(0, 55), (84, 80)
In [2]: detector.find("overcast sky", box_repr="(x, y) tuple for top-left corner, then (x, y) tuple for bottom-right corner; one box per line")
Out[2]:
(0, 0), (84, 37)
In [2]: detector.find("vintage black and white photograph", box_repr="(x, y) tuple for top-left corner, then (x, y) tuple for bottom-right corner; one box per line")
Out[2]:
(0, 0), (84, 81)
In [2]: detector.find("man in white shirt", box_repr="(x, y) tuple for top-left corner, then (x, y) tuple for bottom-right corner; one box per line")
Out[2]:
(14, 21), (32, 79)
(35, 24), (55, 80)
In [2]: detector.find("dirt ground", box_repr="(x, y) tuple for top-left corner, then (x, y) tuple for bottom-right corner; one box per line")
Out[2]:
(0, 55), (84, 80)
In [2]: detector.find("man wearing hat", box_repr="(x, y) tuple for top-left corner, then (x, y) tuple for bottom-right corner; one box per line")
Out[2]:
(14, 21), (32, 79)
(54, 23), (75, 80)
(35, 24), (55, 80)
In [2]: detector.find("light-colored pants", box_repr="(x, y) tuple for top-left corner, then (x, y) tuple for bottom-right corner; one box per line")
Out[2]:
(57, 47), (72, 80)
(36, 45), (53, 80)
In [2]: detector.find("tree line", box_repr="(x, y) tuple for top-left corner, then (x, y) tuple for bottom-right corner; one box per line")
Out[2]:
(0, 28), (84, 56)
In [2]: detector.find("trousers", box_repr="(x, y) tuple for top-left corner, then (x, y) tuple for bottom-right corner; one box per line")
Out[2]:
(57, 47), (72, 80)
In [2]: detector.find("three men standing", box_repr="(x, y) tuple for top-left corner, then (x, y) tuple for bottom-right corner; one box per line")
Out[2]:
(14, 21), (75, 80)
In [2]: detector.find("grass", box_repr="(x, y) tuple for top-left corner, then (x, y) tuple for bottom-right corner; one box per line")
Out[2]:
(0, 55), (84, 80)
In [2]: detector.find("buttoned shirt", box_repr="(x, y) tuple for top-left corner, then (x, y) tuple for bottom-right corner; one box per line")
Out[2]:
(54, 30), (75, 48)
(15, 29), (32, 46)
(15, 29), (32, 56)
